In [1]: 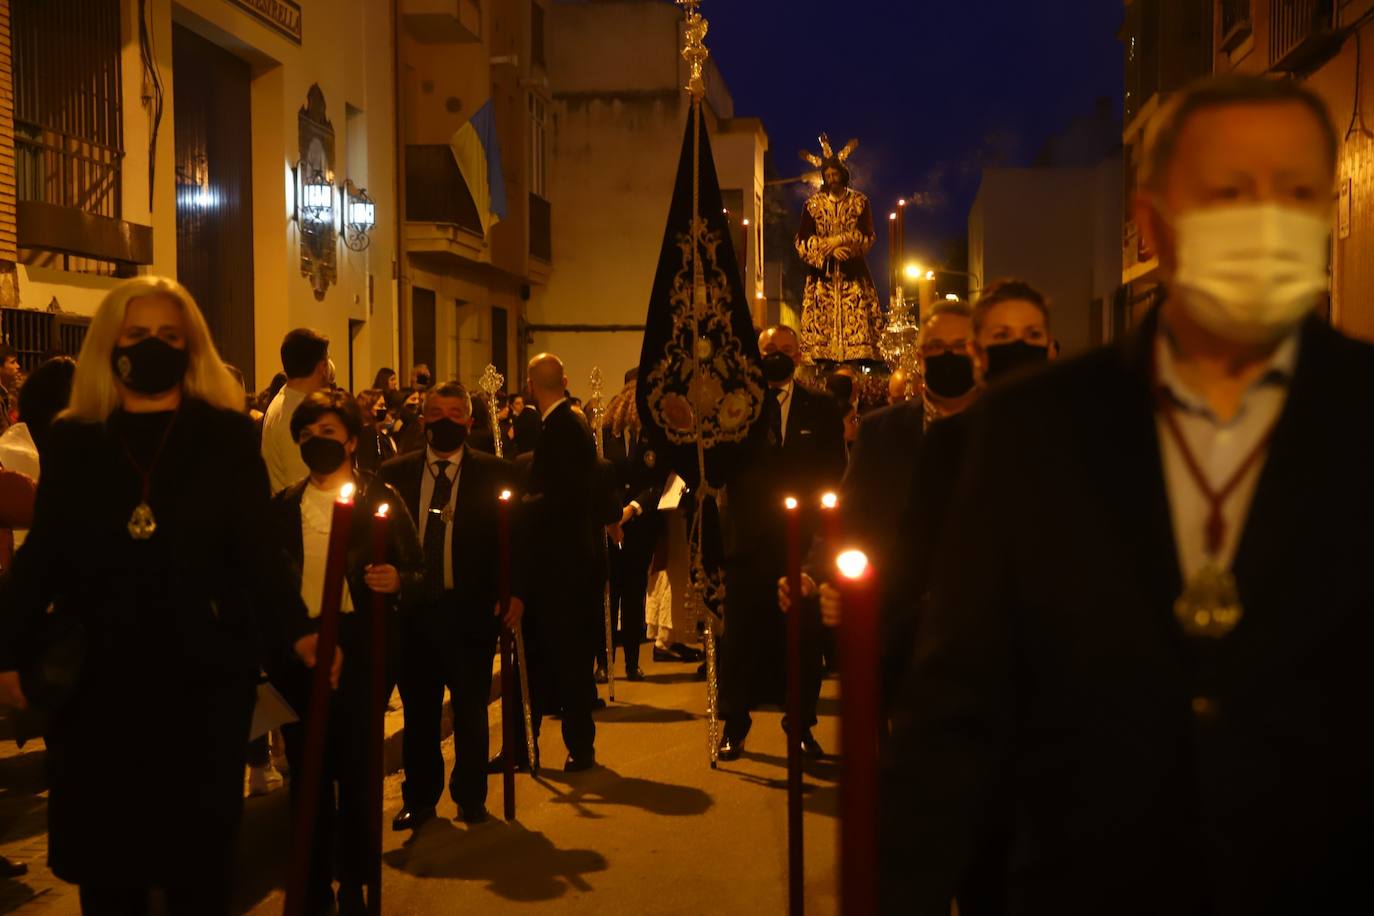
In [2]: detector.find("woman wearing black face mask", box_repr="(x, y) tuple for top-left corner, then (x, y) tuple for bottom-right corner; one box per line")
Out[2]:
(0, 277), (328, 915)
(353, 388), (397, 476)
(273, 389), (423, 916)
(972, 279), (1055, 387)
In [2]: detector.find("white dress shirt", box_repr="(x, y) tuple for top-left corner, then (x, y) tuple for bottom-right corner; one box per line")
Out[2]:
(1155, 326), (1296, 580)
(300, 481), (355, 617)
(261, 386), (309, 495)
(0, 421), (39, 548)
(418, 446), (464, 590)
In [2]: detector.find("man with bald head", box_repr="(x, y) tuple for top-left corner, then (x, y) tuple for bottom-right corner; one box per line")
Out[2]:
(520, 352), (614, 770)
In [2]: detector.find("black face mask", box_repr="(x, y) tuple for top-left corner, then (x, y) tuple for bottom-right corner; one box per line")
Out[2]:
(923, 353), (976, 399)
(300, 436), (350, 476)
(374, 407), (389, 423)
(110, 338), (189, 395)
(426, 418), (469, 453)
(761, 351), (796, 384)
(984, 340), (1049, 383)
(415, 373), (432, 388)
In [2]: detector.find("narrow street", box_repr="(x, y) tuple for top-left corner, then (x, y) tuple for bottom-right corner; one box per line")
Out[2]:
(2, 654), (840, 915)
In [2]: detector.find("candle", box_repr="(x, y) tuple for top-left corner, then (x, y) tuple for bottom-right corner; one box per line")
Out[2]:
(367, 502), (389, 916)
(497, 489), (517, 821)
(836, 548), (878, 916)
(783, 495), (804, 916)
(819, 491), (841, 572)
(285, 483), (356, 916)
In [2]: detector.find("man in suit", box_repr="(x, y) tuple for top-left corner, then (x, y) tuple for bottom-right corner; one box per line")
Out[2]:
(884, 75), (1374, 915)
(379, 382), (523, 828)
(522, 353), (618, 770)
(716, 325), (846, 761)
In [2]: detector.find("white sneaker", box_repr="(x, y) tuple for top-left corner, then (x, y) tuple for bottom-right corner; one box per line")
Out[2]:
(247, 764), (282, 796)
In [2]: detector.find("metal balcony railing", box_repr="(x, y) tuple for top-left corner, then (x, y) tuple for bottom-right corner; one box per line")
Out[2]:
(405, 145), (484, 235)
(1270, 0), (1340, 72)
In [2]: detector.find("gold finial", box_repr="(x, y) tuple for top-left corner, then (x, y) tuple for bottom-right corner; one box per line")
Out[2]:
(478, 364), (505, 400)
(677, 0), (709, 100)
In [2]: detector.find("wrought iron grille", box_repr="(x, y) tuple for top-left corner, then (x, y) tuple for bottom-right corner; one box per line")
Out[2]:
(11, 0), (124, 219)
(1270, 0), (1336, 68)
(0, 308), (90, 372)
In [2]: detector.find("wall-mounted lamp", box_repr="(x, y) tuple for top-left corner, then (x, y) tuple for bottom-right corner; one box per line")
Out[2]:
(294, 160), (336, 226)
(342, 180), (376, 251)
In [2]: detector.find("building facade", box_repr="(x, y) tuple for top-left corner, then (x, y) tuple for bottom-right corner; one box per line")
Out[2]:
(535, 0), (768, 394)
(0, 0), (399, 393)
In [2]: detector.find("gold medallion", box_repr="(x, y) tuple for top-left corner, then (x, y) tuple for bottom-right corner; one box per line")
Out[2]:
(1173, 562), (1243, 639)
(128, 502), (157, 540)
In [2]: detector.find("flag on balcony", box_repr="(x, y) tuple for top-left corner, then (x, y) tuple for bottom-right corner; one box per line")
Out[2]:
(450, 99), (508, 235)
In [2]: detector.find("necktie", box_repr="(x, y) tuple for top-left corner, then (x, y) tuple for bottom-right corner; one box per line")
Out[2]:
(424, 460), (453, 594)
(767, 388), (784, 446)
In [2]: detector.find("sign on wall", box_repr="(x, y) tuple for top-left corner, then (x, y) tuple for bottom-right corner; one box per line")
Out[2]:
(225, 0), (302, 44)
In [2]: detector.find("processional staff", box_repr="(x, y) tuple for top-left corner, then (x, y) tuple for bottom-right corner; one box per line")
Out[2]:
(588, 365), (617, 704)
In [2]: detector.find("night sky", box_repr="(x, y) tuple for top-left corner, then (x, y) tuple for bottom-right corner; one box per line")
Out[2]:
(705, 0), (1125, 280)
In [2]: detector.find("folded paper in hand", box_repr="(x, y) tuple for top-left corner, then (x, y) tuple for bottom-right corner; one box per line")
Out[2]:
(249, 682), (299, 741)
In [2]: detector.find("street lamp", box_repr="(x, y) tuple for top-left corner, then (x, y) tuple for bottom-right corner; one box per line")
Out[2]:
(902, 262), (935, 282)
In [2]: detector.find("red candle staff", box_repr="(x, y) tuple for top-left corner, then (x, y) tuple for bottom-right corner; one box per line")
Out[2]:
(783, 495), (804, 916)
(836, 548), (878, 916)
(285, 483), (356, 916)
(819, 491), (841, 575)
(497, 489), (517, 820)
(366, 502), (390, 916)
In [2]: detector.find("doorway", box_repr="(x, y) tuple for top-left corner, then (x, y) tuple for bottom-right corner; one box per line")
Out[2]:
(173, 25), (255, 382)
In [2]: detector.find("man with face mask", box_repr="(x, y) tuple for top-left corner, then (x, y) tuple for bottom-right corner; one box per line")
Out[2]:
(377, 382), (525, 828)
(971, 279), (1056, 387)
(883, 75), (1374, 915)
(715, 325), (846, 761)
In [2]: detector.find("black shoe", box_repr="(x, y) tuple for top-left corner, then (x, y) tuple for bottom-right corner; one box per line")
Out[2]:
(670, 642), (704, 662)
(592, 696), (607, 710)
(694, 661), (707, 681)
(0, 856), (26, 878)
(594, 666), (608, 684)
(798, 729), (825, 759)
(625, 667), (646, 681)
(717, 733), (745, 761)
(564, 753), (597, 772)
(487, 754), (531, 774)
(336, 884), (366, 916)
(652, 646), (675, 662)
(391, 806), (435, 831)
(458, 805), (489, 824)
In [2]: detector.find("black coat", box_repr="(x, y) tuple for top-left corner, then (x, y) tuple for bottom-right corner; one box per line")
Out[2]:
(266, 473), (424, 690)
(721, 381), (847, 564)
(0, 399), (310, 886)
(840, 398), (924, 565)
(377, 447), (523, 650)
(883, 310), (1374, 916)
(523, 402), (617, 632)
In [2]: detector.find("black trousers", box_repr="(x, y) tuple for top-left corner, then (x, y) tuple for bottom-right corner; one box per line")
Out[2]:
(526, 603), (597, 760)
(397, 606), (496, 814)
(601, 516), (655, 673)
(719, 559), (824, 738)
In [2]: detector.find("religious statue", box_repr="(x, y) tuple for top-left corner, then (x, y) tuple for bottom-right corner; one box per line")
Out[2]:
(796, 134), (883, 365)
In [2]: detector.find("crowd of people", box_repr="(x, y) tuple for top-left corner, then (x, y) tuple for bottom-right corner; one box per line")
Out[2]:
(0, 71), (1369, 916)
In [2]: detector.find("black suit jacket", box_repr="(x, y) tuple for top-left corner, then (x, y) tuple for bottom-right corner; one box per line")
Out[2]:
(377, 447), (523, 647)
(840, 398), (925, 562)
(722, 381), (847, 563)
(884, 310), (1374, 916)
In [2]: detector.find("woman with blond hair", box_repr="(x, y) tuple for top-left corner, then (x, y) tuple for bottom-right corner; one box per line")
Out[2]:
(0, 277), (330, 915)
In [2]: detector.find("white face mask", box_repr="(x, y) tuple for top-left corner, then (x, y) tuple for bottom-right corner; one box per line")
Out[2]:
(1170, 203), (1330, 345)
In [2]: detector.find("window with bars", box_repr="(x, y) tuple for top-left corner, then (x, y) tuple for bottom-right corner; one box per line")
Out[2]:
(529, 94), (547, 199)
(12, 0), (124, 219)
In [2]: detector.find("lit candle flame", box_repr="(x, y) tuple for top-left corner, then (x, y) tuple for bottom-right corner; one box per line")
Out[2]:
(820, 492), (839, 510)
(783, 496), (799, 511)
(499, 489), (513, 502)
(375, 502), (390, 518)
(339, 482), (356, 504)
(836, 549), (869, 581)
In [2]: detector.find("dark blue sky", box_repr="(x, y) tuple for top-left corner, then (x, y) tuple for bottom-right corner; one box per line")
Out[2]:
(706, 0), (1125, 276)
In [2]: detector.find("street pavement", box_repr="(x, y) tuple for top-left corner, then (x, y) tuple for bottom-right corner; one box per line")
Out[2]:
(2, 651), (841, 915)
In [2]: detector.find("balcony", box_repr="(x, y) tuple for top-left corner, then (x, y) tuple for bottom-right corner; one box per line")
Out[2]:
(529, 192), (551, 263)
(405, 144), (487, 267)
(1269, 0), (1342, 74)
(401, 0), (481, 44)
